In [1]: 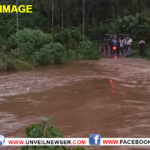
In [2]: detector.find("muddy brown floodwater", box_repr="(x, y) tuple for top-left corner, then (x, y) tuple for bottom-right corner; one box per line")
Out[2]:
(0, 58), (150, 150)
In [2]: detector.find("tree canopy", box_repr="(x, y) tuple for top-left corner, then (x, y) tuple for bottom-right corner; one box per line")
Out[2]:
(1, 0), (150, 41)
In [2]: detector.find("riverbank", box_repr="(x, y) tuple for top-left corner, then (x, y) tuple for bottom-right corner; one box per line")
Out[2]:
(131, 47), (150, 60)
(0, 52), (100, 72)
(0, 29), (100, 72)
(132, 54), (150, 60)
(0, 54), (32, 72)
(1, 53), (150, 73)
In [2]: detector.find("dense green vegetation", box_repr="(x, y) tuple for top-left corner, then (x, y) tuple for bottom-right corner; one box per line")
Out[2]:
(0, 27), (99, 71)
(21, 117), (85, 150)
(1, 0), (150, 72)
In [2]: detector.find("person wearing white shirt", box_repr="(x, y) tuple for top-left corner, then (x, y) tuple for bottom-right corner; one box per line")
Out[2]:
(127, 37), (133, 56)
(119, 37), (124, 56)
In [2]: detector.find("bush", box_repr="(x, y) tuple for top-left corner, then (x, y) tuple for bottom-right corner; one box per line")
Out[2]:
(0, 53), (32, 72)
(79, 40), (100, 60)
(33, 42), (65, 65)
(54, 28), (83, 50)
(9, 29), (52, 60)
(63, 49), (78, 61)
(21, 117), (85, 150)
(0, 36), (7, 51)
(54, 28), (101, 61)
(132, 45), (150, 59)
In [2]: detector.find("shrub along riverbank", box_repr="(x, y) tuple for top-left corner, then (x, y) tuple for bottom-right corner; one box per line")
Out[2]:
(132, 44), (150, 59)
(0, 28), (100, 72)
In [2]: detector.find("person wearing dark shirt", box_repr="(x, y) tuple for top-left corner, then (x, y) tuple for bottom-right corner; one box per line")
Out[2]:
(138, 40), (146, 56)
(117, 38), (120, 57)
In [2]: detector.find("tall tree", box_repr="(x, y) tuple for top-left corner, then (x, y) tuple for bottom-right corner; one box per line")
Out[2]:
(83, 0), (85, 40)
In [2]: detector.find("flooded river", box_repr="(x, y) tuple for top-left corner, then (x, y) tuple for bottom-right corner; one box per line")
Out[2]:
(0, 58), (150, 150)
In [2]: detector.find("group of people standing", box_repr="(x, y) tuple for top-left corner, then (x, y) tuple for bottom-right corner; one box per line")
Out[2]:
(101, 35), (133, 57)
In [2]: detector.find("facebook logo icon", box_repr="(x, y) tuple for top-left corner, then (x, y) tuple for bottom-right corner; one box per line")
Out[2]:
(89, 134), (101, 145)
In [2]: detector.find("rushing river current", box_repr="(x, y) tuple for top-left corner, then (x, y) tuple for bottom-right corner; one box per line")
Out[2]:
(0, 58), (150, 150)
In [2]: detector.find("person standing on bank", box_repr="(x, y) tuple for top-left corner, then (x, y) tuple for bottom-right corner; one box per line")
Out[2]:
(127, 37), (133, 56)
(117, 37), (120, 57)
(120, 37), (124, 56)
(138, 40), (146, 56)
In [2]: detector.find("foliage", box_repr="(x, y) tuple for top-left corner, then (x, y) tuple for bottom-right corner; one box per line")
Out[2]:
(1, 0), (150, 41)
(9, 29), (52, 60)
(33, 43), (65, 65)
(0, 53), (32, 72)
(132, 44), (150, 59)
(100, 11), (150, 42)
(21, 117), (85, 150)
(116, 14), (142, 39)
(79, 40), (100, 60)
(53, 28), (100, 61)
(0, 26), (100, 72)
(54, 28), (83, 50)
(63, 50), (78, 61)
(1, 0), (150, 72)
